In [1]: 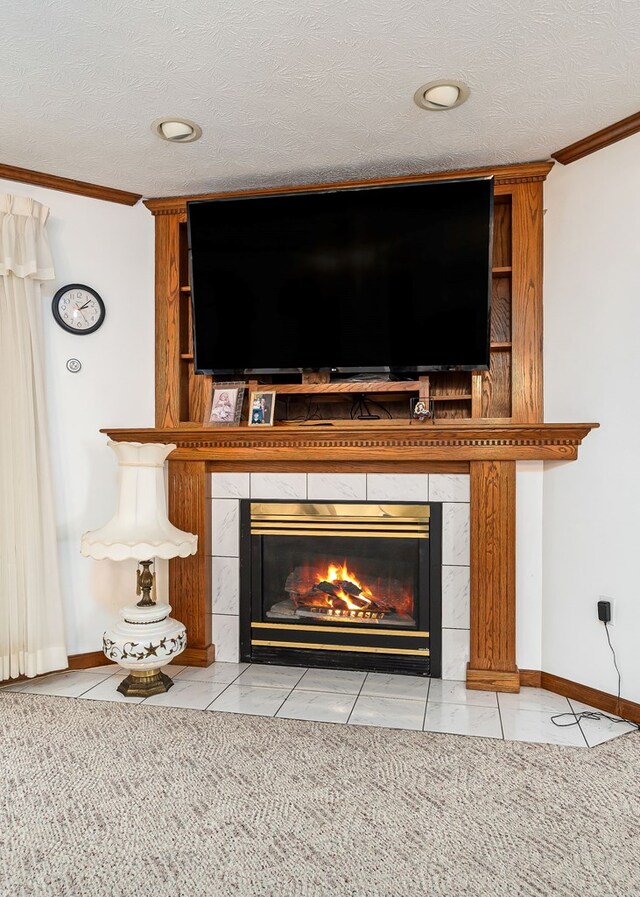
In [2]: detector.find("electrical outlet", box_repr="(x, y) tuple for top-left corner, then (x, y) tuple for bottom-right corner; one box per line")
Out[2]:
(598, 596), (614, 625)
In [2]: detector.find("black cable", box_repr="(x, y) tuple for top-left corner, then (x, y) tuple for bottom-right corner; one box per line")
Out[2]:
(550, 621), (639, 731)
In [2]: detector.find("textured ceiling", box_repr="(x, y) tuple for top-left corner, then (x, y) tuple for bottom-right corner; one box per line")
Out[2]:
(2, 1), (640, 198)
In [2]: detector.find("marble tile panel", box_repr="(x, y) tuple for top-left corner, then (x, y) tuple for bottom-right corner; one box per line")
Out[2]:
(212, 556), (240, 615)
(77, 678), (145, 704)
(12, 670), (114, 697)
(442, 503), (470, 566)
(277, 689), (356, 723)
(497, 687), (573, 715)
(174, 662), (249, 684)
(207, 684), (291, 717)
(424, 703), (502, 739)
(429, 474), (470, 503)
(210, 472), (250, 499)
(212, 614), (240, 663)
(348, 695), (426, 731)
(250, 473), (307, 500)
(568, 700), (638, 747)
(428, 679), (497, 707)
(360, 672), (430, 701)
(296, 668), (366, 695)
(441, 628), (470, 681)
(142, 678), (229, 710)
(441, 565), (470, 630)
(235, 664), (307, 689)
(366, 474), (428, 502)
(211, 499), (239, 557)
(307, 473), (367, 501)
(500, 708), (588, 747)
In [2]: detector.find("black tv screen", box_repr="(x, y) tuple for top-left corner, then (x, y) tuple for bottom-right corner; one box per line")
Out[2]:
(188, 177), (493, 376)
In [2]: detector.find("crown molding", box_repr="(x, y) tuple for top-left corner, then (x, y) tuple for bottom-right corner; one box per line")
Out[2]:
(143, 160), (555, 216)
(552, 111), (640, 165)
(0, 163), (142, 206)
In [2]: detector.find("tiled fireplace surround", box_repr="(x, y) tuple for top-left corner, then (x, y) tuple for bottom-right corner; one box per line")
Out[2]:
(210, 471), (470, 680)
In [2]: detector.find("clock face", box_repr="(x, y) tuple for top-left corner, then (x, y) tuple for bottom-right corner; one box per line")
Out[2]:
(52, 284), (105, 334)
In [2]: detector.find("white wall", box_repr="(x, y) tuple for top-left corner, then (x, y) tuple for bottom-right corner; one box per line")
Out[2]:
(543, 132), (640, 702)
(0, 178), (155, 655)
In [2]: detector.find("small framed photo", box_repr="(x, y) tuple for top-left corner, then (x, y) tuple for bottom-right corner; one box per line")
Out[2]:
(249, 390), (276, 426)
(205, 382), (245, 426)
(410, 396), (433, 422)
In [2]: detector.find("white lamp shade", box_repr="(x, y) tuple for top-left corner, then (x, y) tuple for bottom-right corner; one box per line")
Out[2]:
(81, 441), (198, 561)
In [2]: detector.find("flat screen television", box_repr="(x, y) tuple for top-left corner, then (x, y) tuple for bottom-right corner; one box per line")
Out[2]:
(187, 176), (493, 377)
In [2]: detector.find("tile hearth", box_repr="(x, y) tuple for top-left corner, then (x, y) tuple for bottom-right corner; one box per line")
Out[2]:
(2, 663), (636, 749)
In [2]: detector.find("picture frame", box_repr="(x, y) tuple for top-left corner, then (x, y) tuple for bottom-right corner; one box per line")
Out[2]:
(248, 390), (276, 427)
(205, 382), (245, 427)
(410, 396), (434, 423)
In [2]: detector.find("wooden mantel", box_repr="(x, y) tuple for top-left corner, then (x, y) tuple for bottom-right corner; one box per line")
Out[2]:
(103, 422), (597, 691)
(102, 422), (596, 462)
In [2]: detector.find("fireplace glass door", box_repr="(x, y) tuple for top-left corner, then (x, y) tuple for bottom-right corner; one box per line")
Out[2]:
(261, 534), (419, 629)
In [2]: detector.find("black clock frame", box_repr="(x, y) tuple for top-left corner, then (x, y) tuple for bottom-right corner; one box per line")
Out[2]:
(52, 283), (105, 335)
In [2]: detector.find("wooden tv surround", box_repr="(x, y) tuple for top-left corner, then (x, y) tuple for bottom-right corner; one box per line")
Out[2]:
(105, 160), (598, 693)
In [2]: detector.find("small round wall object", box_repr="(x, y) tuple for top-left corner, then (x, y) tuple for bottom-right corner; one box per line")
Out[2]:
(52, 284), (105, 334)
(66, 358), (82, 373)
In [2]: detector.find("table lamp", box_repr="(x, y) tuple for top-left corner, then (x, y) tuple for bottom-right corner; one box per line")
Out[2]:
(81, 441), (197, 696)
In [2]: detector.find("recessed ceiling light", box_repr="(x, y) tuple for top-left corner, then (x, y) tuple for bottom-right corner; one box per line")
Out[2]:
(152, 117), (202, 143)
(413, 80), (469, 111)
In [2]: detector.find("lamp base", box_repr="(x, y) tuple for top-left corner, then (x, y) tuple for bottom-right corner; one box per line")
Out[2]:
(117, 668), (175, 697)
(103, 602), (187, 697)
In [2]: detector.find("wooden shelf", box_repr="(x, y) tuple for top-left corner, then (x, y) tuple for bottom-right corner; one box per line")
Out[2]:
(152, 166), (546, 429)
(265, 380), (420, 395)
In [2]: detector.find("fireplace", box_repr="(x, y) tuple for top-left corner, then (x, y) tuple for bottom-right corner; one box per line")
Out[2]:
(240, 501), (441, 675)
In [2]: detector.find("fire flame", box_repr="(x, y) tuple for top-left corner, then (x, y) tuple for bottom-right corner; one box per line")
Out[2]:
(318, 561), (373, 610)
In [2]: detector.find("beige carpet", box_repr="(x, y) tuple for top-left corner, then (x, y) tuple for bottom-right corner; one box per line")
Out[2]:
(1, 694), (639, 897)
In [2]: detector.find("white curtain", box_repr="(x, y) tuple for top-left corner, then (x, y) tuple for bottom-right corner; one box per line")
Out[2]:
(0, 193), (67, 679)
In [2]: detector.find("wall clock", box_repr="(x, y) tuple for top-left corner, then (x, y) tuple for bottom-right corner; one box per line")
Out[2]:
(52, 284), (105, 334)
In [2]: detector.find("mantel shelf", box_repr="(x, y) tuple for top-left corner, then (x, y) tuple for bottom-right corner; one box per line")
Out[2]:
(102, 422), (598, 463)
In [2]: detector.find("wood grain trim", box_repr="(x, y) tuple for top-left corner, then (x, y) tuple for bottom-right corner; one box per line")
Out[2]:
(101, 422), (597, 463)
(0, 162), (141, 205)
(67, 651), (114, 670)
(519, 669), (542, 687)
(469, 461), (517, 677)
(155, 215), (182, 427)
(511, 181), (544, 422)
(168, 460), (212, 655)
(206, 461), (470, 473)
(540, 672), (640, 725)
(552, 111), (640, 165)
(177, 645), (216, 667)
(143, 161), (554, 214)
(466, 666), (520, 693)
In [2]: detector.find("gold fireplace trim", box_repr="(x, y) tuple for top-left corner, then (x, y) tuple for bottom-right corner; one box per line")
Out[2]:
(251, 502), (430, 539)
(253, 528), (428, 539)
(252, 622), (429, 638)
(251, 639), (429, 656)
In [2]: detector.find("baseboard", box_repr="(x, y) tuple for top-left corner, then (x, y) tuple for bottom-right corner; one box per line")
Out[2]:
(518, 669), (640, 725)
(67, 644), (215, 670)
(68, 651), (114, 670)
(519, 669), (542, 687)
(177, 645), (216, 667)
(466, 665), (520, 693)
